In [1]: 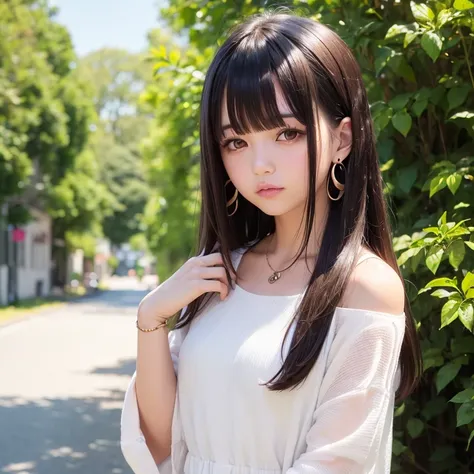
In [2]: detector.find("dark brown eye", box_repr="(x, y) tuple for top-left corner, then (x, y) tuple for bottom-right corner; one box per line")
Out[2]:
(277, 129), (301, 141)
(221, 138), (246, 151)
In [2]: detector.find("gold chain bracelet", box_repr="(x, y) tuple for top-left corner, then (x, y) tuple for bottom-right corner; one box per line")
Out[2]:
(136, 319), (168, 332)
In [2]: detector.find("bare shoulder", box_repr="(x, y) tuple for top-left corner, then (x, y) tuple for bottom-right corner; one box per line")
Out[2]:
(340, 251), (405, 316)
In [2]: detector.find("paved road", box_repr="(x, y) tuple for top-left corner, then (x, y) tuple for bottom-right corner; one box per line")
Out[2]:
(0, 278), (149, 474)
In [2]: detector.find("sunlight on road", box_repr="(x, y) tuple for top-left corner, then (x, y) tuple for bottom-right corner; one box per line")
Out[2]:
(0, 280), (147, 474)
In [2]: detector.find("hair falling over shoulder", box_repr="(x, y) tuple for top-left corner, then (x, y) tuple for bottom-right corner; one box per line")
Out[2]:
(174, 12), (422, 402)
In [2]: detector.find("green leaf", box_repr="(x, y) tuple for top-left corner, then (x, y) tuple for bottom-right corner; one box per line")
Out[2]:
(426, 245), (444, 274)
(450, 388), (474, 403)
(448, 239), (465, 269)
(440, 223), (449, 235)
(436, 362), (462, 393)
(415, 87), (432, 101)
(373, 107), (393, 135)
(423, 347), (444, 371)
(411, 2), (435, 23)
(398, 247), (422, 266)
(425, 277), (459, 290)
(423, 226), (441, 235)
(392, 439), (407, 455)
(466, 242), (474, 251)
(391, 55), (417, 82)
(397, 165), (418, 193)
(411, 247), (424, 272)
(458, 302), (474, 331)
(456, 401), (474, 427)
(385, 24), (412, 40)
(380, 158), (394, 172)
(169, 49), (181, 65)
(389, 93), (412, 111)
(407, 417), (424, 438)
(447, 226), (467, 238)
(439, 211), (448, 226)
(468, 430), (474, 451)
(446, 173), (462, 194)
(421, 31), (443, 62)
(461, 272), (474, 294)
(448, 86), (470, 111)
(412, 98), (428, 117)
(150, 45), (168, 59)
(431, 289), (456, 298)
(449, 111), (474, 120)
(375, 47), (396, 75)
(440, 299), (461, 328)
(404, 31), (419, 48)
(444, 225), (469, 238)
(423, 354), (445, 370)
(453, 354), (470, 366)
(454, 0), (474, 10)
(437, 9), (453, 27)
(394, 402), (405, 417)
(430, 175), (447, 197)
(433, 160), (457, 173)
(446, 219), (470, 237)
(392, 110), (412, 137)
(413, 236), (436, 248)
(422, 396), (447, 420)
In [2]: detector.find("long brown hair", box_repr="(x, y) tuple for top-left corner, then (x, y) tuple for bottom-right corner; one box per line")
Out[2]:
(175, 11), (422, 401)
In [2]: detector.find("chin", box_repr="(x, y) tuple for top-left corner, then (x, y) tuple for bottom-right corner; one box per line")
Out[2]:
(254, 202), (302, 217)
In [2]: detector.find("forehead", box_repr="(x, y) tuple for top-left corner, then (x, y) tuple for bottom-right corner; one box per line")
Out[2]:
(220, 79), (292, 128)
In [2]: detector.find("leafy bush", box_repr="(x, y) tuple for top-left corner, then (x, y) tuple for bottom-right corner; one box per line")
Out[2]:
(144, 1), (474, 471)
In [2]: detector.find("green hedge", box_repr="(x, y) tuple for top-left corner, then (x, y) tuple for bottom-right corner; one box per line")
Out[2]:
(143, 1), (474, 471)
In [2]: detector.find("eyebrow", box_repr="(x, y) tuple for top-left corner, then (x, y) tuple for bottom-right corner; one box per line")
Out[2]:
(221, 113), (296, 134)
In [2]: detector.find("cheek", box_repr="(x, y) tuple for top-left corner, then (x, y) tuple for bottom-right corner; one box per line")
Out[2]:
(222, 154), (241, 181)
(222, 155), (250, 199)
(290, 146), (309, 184)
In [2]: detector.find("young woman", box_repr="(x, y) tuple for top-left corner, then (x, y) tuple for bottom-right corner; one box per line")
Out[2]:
(121, 11), (422, 474)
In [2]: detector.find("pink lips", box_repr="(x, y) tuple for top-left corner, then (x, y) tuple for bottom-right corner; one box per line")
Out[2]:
(256, 185), (284, 198)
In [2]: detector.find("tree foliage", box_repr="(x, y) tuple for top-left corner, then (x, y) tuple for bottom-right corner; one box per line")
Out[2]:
(144, 0), (474, 470)
(0, 0), (113, 246)
(77, 48), (152, 245)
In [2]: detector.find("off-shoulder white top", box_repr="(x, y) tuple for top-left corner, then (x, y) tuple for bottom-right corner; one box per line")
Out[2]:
(121, 249), (406, 474)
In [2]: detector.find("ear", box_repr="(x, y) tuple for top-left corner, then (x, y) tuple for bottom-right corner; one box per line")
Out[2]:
(334, 117), (352, 163)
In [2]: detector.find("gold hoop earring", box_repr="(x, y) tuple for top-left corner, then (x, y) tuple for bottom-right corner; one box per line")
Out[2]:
(327, 162), (346, 201)
(225, 179), (239, 216)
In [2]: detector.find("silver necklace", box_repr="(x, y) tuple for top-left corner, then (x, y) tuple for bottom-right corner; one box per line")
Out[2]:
(265, 250), (294, 284)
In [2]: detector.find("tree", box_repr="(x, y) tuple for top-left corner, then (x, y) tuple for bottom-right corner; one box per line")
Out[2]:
(77, 49), (152, 245)
(0, 0), (115, 286)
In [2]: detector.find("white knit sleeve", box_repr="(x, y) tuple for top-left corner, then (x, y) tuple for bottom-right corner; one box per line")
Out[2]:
(287, 311), (405, 474)
(120, 323), (189, 474)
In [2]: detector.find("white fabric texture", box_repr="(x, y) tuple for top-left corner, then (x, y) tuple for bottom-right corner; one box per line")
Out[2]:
(121, 248), (406, 474)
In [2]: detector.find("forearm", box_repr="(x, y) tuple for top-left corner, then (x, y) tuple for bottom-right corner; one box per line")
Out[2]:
(135, 324), (177, 464)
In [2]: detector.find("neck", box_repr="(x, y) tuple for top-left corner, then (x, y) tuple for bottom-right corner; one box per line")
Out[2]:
(267, 192), (329, 263)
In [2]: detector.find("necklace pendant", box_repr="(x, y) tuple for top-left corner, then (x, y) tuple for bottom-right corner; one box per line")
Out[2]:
(268, 271), (281, 284)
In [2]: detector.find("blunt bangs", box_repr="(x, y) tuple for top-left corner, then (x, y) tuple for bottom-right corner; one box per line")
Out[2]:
(210, 28), (317, 144)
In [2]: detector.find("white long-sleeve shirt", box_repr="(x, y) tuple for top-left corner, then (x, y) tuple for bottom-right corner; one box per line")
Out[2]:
(121, 249), (405, 474)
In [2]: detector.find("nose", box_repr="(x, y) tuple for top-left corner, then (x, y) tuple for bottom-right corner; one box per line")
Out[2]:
(251, 145), (275, 176)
